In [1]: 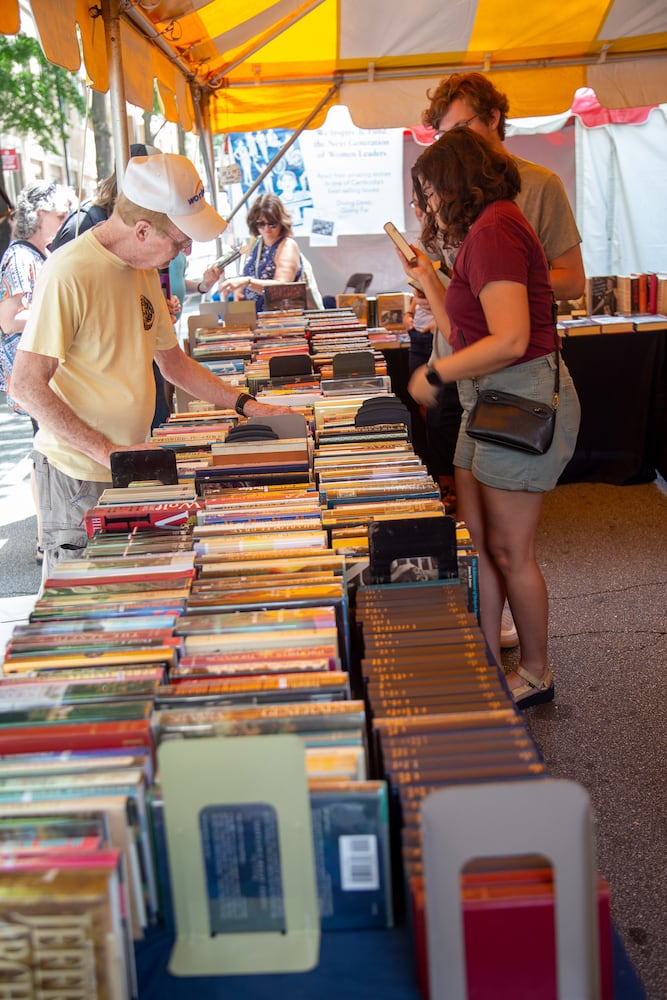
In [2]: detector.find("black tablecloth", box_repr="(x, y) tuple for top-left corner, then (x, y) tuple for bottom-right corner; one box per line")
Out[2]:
(560, 330), (666, 485)
(383, 331), (667, 486)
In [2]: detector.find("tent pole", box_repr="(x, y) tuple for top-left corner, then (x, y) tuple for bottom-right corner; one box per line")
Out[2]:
(192, 87), (217, 209)
(192, 86), (223, 254)
(226, 82), (339, 222)
(100, 0), (130, 185)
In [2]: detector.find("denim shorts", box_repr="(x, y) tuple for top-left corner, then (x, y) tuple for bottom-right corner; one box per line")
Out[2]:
(453, 352), (581, 492)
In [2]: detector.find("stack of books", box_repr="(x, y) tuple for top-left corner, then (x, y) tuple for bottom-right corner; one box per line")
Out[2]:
(354, 578), (614, 998)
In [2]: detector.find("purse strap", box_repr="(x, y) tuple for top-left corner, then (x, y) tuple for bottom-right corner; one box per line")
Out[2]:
(464, 295), (560, 409)
(551, 296), (560, 409)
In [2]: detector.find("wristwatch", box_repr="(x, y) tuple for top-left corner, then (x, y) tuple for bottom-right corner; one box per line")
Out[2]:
(426, 365), (443, 386)
(234, 391), (256, 416)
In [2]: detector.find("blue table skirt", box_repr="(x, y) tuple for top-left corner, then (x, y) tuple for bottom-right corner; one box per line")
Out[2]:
(136, 922), (646, 1000)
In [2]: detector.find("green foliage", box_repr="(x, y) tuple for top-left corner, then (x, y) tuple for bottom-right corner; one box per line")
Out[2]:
(0, 33), (86, 155)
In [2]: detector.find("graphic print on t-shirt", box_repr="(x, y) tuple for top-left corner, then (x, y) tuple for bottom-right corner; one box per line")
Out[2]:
(141, 294), (155, 329)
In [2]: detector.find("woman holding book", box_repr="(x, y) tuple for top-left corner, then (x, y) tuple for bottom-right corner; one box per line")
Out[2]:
(401, 127), (580, 709)
(218, 193), (303, 313)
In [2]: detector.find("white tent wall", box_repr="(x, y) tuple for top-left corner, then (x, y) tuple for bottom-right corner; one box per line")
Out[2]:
(576, 106), (667, 276)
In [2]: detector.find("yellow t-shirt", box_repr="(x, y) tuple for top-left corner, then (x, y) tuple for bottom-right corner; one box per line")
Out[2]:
(21, 231), (177, 482)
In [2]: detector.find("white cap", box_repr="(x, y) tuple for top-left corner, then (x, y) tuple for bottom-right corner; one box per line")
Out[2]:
(122, 153), (227, 242)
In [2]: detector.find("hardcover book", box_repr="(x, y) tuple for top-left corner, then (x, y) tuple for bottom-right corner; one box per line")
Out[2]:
(376, 293), (411, 331)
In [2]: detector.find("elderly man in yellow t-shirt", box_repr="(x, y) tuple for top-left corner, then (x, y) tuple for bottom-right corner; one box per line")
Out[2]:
(11, 153), (287, 576)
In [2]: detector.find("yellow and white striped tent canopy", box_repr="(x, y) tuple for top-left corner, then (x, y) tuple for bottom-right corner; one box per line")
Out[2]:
(2, 0), (666, 134)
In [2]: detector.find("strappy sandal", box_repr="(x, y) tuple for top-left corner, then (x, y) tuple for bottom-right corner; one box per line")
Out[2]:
(511, 665), (554, 710)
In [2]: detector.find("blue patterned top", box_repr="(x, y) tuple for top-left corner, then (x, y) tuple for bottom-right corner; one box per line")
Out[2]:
(242, 236), (302, 312)
(0, 241), (46, 315)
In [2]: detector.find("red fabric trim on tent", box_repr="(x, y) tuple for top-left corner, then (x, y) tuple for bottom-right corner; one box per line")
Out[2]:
(571, 88), (655, 126)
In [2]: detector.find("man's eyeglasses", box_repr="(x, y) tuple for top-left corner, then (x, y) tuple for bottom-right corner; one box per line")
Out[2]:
(257, 221), (279, 230)
(154, 223), (192, 253)
(435, 113), (480, 139)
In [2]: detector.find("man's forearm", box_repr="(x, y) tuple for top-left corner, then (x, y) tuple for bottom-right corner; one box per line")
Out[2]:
(548, 246), (585, 302)
(156, 347), (289, 416)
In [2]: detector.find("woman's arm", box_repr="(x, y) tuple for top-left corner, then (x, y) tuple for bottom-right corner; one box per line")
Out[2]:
(220, 237), (302, 299)
(185, 262), (222, 296)
(433, 280), (529, 381)
(269, 237), (301, 284)
(408, 280), (530, 406)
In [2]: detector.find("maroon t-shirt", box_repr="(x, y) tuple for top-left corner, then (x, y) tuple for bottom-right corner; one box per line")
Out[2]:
(446, 200), (555, 362)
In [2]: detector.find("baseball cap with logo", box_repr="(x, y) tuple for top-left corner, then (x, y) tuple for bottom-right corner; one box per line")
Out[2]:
(122, 153), (227, 242)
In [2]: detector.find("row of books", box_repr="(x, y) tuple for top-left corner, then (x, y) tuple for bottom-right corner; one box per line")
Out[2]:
(0, 399), (445, 992)
(184, 307), (406, 413)
(558, 312), (667, 336)
(336, 292), (412, 330)
(584, 272), (667, 317)
(555, 271), (667, 336)
(354, 580), (615, 999)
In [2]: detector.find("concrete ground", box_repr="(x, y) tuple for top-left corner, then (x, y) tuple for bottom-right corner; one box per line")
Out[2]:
(1, 392), (665, 998)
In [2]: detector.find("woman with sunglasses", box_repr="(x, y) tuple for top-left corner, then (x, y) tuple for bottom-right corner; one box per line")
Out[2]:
(219, 193), (302, 312)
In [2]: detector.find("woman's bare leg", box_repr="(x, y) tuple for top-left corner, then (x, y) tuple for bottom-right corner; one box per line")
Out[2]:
(479, 484), (549, 690)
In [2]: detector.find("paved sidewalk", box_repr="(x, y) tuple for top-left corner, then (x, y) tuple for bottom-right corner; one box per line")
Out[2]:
(0, 395), (42, 655)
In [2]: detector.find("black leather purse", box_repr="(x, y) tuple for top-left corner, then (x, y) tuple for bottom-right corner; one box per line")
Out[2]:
(463, 319), (560, 455)
(466, 382), (557, 454)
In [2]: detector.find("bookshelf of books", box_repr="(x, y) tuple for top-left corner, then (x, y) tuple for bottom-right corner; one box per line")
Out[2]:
(0, 307), (642, 1000)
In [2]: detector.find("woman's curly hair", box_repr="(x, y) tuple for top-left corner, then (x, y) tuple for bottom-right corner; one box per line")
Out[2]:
(411, 127), (520, 251)
(12, 181), (69, 240)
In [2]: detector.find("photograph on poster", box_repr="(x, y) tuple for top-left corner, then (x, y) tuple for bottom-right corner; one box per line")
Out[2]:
(228, 129), (314, 231)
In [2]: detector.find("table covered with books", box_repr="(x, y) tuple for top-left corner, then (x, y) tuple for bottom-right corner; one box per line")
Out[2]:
(0, 307), (650, 1000)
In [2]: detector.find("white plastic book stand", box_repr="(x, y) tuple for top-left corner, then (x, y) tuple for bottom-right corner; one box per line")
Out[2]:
(421, 778), (600, 1000)
(159, 735), (320, 976)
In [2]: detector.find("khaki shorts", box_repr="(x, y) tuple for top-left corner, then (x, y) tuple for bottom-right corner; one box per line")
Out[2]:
(32, 451), (107, 578)
(453, 352), (581, 492)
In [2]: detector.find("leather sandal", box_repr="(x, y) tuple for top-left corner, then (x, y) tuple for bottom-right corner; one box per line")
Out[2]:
(511, 665), (554, 710)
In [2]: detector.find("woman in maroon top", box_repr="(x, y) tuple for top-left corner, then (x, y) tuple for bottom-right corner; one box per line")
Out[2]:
(402, 127), (580, 709)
